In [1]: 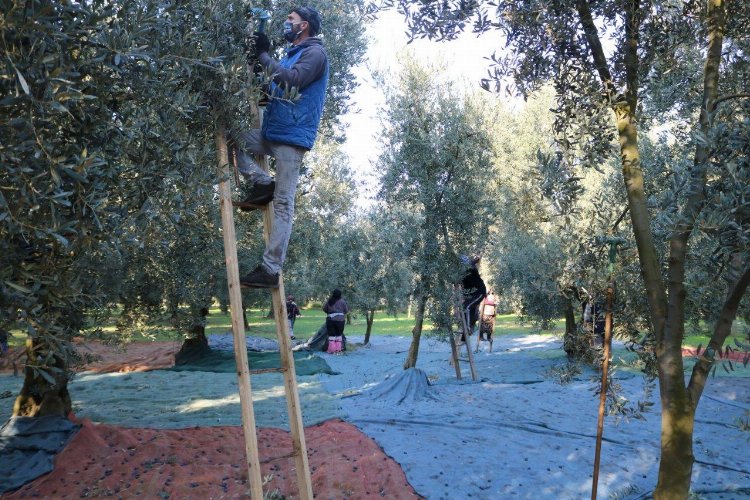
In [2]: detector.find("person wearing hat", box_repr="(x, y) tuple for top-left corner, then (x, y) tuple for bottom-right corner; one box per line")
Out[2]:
(236, 6), (329, 288)
(286, 295), (301, 340)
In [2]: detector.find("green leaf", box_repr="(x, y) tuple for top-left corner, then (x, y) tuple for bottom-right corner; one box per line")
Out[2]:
(36, 368), (56, 385)
(51, 102), (71, 114)
(0, 95), (20, 106)
(50, 233), (70, 247)
(5, 281), (32, 294)
(15, 68), (30, 95)
(61, 168), (87, 183)
(50, 167), (62, 186)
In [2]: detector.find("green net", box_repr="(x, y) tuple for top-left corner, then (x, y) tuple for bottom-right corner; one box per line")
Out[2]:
(170, 348), (338, 376)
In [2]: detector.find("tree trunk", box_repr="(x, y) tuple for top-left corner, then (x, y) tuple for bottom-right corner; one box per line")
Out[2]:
(576, 1), (732, 496)
(168, 297), (179, 320)
(688, 264), (750, 406)
(563, 298), (577, 358)
(568, 296), (578, 329)
(654, 2), (726, 498)
(576, 0), (668, 337)
(364, 310), (375, 345)
(180, 305), (209, 353)
(13, 338), (71, 417)
(403, 294), (427, 369)
(654, 393), (695, 500)
(654, 264), (750, 500)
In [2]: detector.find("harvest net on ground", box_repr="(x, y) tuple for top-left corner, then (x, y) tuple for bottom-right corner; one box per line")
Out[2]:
(1, 333), (749, 498)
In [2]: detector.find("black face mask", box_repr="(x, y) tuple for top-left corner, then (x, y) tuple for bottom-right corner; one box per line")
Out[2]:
(283, 21), (302, 42)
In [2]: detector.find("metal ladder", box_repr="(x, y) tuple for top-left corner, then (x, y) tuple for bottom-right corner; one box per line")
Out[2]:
(213, 120), (313, 500)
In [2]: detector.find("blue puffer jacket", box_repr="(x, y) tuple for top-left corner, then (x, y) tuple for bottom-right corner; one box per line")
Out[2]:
(261, 38), (329, 150)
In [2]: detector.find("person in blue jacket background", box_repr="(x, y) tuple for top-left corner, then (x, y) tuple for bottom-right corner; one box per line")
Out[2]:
(235, 6), (329, 289)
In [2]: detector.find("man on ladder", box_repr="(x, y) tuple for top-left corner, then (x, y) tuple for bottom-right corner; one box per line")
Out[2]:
(460, 254), (486, 342)
(234, 6), (329, 288)
(216, 8), (327, 496)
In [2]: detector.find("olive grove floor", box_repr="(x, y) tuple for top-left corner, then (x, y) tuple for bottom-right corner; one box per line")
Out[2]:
(1, 333), (748, 499)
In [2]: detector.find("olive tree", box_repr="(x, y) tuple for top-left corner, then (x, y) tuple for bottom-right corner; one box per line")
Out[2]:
(312, 208), (413, 344)
(1, 0), (252, 416)
(376, 57), (499, 368)
(1, 0), (373, 418)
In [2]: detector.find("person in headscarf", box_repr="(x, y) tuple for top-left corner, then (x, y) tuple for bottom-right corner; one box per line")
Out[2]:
(323, 288), (348, 350)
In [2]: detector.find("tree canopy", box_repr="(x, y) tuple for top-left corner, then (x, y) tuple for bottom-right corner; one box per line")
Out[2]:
(1, 0), (369, 416)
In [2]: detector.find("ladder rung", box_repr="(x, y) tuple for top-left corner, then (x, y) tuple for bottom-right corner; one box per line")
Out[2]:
(248, 367), (287, 375)
(260, 450), (299, 464)
(232, 200), (265, 210)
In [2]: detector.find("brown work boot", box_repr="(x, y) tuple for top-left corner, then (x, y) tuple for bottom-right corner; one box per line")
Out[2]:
(233, 180), (275, 211)
(240, 265), (279, 289)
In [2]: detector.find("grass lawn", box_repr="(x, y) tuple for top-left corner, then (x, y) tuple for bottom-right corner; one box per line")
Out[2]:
(241, 311), (559, 340)
(5, 309), (556, 347)
(5, 307), (432, 347)
(5, 307), (745, 349)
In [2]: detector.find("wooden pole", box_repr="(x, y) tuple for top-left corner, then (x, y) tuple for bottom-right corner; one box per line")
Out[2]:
(450, 287), (463, 379)
(591, 285), (614, 499)
(455, 287), (478, 381)
(475, 302), (486, 353)
(214, 119), (264, 499)
(252, 106), (313, 499)
(449, 334), (462, 379)
(462, 306), (478, 381)
(259, 202), (313, 499)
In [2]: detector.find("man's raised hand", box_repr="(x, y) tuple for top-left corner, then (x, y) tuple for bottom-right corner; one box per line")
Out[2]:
(253, 32), (271, 54)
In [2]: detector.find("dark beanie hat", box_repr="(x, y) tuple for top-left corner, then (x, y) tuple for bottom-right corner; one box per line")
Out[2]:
(293, 6), (322, 36)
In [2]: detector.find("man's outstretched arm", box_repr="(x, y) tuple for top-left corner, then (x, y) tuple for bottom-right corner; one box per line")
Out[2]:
(259, 47), (327, 90)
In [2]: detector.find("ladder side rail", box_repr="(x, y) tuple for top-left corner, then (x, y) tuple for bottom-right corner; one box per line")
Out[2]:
(457, 286), (479, 381)
(255, 152), (314, 500)
(475, 302), (486, 353)
(461, 303), (478, 381)
(450, 286), (463, 379)
(214, 121), (264, 499)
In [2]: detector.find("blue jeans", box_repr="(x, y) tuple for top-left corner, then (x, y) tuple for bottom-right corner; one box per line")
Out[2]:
(234, 129), (305, 275)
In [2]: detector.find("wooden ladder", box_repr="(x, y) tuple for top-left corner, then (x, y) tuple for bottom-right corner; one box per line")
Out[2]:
(213, 120), (313, 500)
(451, 285), (478, 381)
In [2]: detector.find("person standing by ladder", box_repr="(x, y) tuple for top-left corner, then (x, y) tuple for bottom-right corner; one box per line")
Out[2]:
(235, 6), (329, 289)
